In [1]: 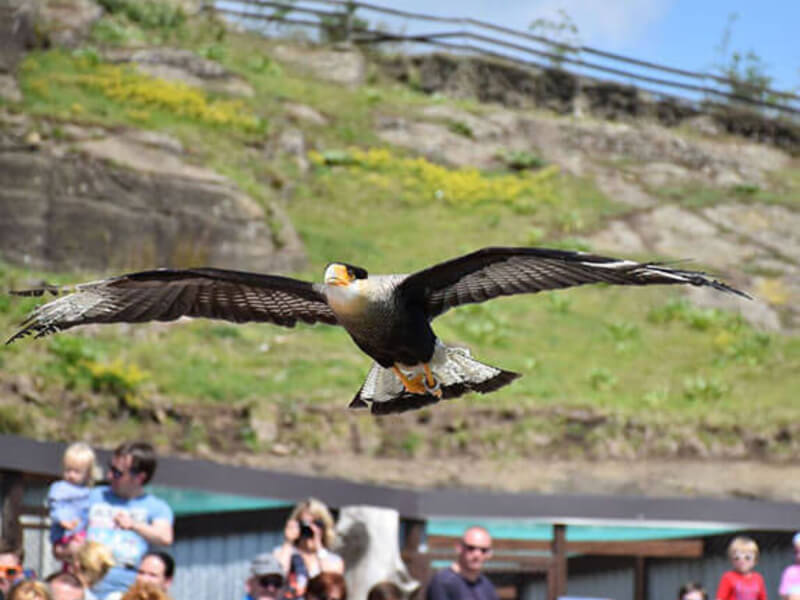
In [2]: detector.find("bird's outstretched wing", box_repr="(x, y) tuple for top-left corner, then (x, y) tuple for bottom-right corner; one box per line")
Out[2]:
(398, 247), (749, 319)
(6, 268), (338, 344)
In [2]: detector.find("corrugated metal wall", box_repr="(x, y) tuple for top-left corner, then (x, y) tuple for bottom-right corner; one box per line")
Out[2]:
(520, 564), (635, 600)
(519, 534), (795, 600)
(171, 530), (284, 600)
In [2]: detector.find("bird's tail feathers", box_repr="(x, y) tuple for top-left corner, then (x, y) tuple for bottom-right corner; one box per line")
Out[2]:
(350, 342), (520, 414)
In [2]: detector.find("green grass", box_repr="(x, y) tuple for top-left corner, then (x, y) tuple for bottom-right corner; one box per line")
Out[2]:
(1, 11), (798, 453)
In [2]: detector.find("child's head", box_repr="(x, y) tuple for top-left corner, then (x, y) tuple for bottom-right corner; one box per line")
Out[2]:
(678, 581), (707, 600)
(74, 541), (115, 587)
(63, 442), (96, 486)
(793, 531), (800, 563)
(727, 536), (759, 573)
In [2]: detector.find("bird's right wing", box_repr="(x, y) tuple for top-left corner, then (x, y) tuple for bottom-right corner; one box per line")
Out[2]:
(7, 267), (338, 344)
(398, 246), (749, 320)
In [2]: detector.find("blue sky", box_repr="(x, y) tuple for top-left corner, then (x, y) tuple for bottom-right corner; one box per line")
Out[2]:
(365, 0), (799, 94)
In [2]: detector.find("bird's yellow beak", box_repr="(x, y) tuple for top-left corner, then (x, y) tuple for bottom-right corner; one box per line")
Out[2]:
(324, 263), (354, 287)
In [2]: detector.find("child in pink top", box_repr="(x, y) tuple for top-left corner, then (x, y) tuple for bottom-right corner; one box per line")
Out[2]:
(716, 536), (767, 600)
(779, 532), (800, 600)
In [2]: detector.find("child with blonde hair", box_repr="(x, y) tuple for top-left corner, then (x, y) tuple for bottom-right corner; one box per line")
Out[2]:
(715, 536), (767, 600)
(48, 442), (96, 557)
(7, 580), (52, 600)
(74, 540), (115, 593)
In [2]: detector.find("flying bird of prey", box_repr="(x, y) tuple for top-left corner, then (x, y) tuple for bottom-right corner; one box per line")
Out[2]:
(6, 247), (748, 414)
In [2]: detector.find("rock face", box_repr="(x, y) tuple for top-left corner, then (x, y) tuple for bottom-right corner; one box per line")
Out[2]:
(0, 125), (306, 274)
(271, 43), (366, 87)
(32, 0), (103, 48)
(379, 52), (800, 153)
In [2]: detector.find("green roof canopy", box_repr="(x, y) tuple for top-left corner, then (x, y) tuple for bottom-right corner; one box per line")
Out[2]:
(148, 485), (293, 517)
(427, 518), (737, 541)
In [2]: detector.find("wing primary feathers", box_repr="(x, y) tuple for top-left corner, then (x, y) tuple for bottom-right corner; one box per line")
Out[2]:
(399, 246), (749, 319)
(6, 268), (338, 344)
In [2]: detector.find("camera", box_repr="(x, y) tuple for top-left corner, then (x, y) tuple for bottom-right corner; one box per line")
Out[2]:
(298, 520), (314, 539)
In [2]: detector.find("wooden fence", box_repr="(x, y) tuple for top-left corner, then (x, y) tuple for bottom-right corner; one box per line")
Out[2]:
(214, 0), (800, 116)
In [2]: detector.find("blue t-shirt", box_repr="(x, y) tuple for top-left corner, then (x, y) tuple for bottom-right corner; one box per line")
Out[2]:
(47, 480), (91, 543)
(425, 567), (499, 600)
(86, 486), (173, 599)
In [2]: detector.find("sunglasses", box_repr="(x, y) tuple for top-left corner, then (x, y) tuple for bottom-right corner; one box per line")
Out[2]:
(732, 552), (755, 561)
(0, 566), (21, 579)
(109, 464), (139, 479)
(258, 575), (284, 589)
(462, 543), (491, 554)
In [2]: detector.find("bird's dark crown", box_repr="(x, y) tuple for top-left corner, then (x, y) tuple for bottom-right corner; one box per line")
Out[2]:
(329, 262), (368, 280)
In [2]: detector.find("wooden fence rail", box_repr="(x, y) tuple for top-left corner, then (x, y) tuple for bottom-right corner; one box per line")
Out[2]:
(215, 0), (800, 116)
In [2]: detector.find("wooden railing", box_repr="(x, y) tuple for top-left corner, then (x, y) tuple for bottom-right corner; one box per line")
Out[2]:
(214, 0), (800, 116)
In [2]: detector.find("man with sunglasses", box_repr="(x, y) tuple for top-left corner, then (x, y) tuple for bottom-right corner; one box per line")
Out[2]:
(84, 441), (174, 599)
(244, 553), (286, 600)
(425, 526), (498, 600)
(0, 542), (27, 597)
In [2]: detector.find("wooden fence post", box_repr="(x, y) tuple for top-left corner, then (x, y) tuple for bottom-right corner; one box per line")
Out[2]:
(549, 523), (567, 600)
(0, 469), (24, 550)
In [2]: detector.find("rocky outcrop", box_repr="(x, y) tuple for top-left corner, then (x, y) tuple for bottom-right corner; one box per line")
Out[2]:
(379, 53), (800, 154)
(30, 0), (103, 48)
(271, 42), (366, 87)
(0, 120), (305, 273)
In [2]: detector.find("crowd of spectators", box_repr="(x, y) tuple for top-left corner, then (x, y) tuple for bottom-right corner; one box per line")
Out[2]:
(0, 438), (798, 600)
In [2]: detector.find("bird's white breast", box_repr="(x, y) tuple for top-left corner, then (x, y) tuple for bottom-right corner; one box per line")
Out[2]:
(325, 274), (405, 320)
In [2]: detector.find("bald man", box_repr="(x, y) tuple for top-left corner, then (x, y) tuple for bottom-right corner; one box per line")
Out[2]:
(426, 526), (499, 600)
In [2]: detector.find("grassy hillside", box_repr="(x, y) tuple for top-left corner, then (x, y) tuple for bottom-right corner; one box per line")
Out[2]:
(0, 5), (798, 464)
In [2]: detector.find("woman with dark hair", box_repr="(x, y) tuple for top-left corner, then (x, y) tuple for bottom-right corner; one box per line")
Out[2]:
(305, 573), (346, 600)
(679, 581), (708, 600)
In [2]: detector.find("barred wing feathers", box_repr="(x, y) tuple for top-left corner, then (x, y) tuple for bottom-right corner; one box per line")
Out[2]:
(7, 268), (338, 344)
(399, 247), (749, 319)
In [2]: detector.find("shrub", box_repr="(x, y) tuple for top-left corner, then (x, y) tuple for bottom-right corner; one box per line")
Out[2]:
(85, 359), (147, 404)
(447, 120), (474, 138)
(29, 53), (264, 132)
(588, 367), (617, 391)
(683, 376), (729, 401)
(499, 149), (547, 171)
(97, 0), (185, 30)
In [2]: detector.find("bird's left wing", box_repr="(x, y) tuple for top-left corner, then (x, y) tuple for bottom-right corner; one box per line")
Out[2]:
(6, 267), (338, 344)
(398, 246), (749, 319)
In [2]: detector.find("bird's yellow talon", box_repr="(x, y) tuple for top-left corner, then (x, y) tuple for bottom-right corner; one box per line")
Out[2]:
(393, 366), (427, 395)
(422, 363), (442, 397)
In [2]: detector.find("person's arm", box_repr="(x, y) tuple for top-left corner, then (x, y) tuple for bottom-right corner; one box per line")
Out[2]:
(114, 512), (173, 546)
(273, 519), (301, 574)
(52, 541), (71, 562)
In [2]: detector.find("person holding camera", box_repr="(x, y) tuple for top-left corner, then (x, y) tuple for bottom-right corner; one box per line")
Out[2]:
(272, 498), (344, 597)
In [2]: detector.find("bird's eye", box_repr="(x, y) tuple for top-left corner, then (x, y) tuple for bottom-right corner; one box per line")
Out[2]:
(349, 266), (368, 280)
